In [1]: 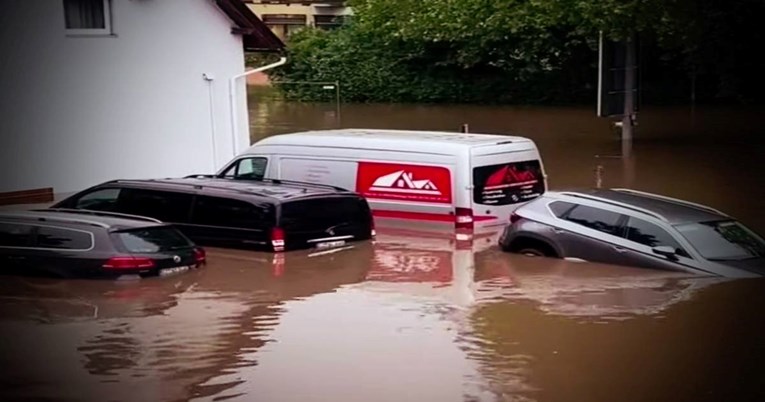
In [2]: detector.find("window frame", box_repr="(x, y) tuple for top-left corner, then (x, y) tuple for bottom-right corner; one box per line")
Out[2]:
(218, 157), (269, 181)
(0, 222), (94, 252)
(0, 222), (36, 249)
(64, 0), (113, 37)
(560, 204), (628, 238)
(622, 216), (692, 259)
(72, 187), (122, 210)
(117, 188), (194, 224)
(189, 195), (274, 231)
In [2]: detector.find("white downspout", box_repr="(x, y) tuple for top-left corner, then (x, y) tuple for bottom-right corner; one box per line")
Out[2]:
(228, 57), (287, 162)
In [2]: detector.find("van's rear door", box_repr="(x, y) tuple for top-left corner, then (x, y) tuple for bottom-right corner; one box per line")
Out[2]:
(470, 141), (546, 225)
(279, 195), (373, 250)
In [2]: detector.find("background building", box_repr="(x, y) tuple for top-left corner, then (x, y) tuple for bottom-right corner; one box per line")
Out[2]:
(0, 0), (283, 198)
(244, 1), (351, 41)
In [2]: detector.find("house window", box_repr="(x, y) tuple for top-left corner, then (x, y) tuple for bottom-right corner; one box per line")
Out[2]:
(64, 0), (112, 35)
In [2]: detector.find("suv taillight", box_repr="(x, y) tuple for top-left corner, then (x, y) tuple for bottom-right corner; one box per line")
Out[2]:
(510, 212), (522, 224)
(271, 227), (285, 252)
(193, 247), (206, 264)
(455, 207), (474, 230)
(103, 256), (156, 270)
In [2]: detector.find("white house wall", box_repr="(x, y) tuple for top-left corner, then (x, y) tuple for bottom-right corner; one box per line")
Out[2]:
(0, 0), (250, 195)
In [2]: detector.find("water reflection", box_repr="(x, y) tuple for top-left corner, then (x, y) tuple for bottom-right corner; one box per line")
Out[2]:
(1, 234), (762, 401)
(463, 277), (765, 401)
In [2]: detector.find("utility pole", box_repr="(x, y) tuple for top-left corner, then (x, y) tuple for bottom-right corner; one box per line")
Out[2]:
(621, 34), (636, 158)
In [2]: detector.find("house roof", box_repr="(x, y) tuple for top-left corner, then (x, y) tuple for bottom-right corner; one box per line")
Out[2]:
(215, 0), (284, 52)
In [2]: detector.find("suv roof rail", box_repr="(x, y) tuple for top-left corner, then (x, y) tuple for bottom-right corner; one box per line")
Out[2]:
(40, 208), (164, 224)
(1, 211), (111, 229)
(190, 175), (349, 193)
(610, 188), (728, 217)
(111, 177), (346, 200)
(557, 191), (668, 222)
(256, 177), (349, 193)
(110, 178), (274, 199)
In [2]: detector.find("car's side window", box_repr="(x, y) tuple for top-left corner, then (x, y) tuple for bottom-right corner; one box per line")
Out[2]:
(118, 189), (193, 223)
(221, 157), (267, 180)
(549, 201), (576, 218)
(0, 223), (35, 247)
(74, 188), (122, 211)
(564, 205), (625, 236)
(35, 226), (93, 250)
(191, 196), (270, 229)
(624, 217), (690, 258)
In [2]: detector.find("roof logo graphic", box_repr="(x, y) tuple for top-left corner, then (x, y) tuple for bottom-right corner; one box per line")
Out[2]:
(369, 170), (441, 195)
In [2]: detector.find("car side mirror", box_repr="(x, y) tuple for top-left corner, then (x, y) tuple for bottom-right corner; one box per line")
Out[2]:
(652, 246), (677, 260)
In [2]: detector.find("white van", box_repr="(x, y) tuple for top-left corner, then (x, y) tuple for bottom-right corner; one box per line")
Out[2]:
(217, 129), (547, 232)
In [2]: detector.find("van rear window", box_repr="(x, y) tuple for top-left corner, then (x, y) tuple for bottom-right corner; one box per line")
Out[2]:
(280, 197), (371, 231)
(473, 160), (545, 205)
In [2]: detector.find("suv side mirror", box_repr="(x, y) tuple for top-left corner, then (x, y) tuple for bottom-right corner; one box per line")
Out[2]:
(652, 246), (677, 260)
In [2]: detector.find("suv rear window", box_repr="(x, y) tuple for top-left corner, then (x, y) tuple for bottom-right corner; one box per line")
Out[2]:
(473, 160), (545, 205)
(114, 226), (193, 253)
(280, 196), (370, 231)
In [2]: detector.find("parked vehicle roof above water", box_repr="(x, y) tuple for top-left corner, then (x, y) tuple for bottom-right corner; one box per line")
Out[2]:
(545, 188), (729, 224)
(97, 177), (354, 203)
(249, 129), (535, 154)
(0, 208), (164, 230)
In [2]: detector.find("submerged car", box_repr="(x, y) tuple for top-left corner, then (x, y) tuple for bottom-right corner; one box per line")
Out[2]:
(52, 177), (375, 252)
(0, 209), (206, 279)
(498, 188), (765, 278)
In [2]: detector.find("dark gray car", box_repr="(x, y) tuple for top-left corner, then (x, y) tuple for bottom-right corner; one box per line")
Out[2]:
(498, 188), (765, 278)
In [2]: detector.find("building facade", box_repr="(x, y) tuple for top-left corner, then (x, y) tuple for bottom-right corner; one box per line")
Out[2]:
(244, 1), (351, 41)
(0, 0), (282, 197)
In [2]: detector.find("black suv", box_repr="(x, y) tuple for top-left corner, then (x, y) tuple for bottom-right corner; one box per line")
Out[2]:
(0, 209), (205, 279)
(52, 177), (375, 252)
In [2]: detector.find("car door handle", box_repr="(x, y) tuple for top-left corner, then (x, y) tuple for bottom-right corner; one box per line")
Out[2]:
(553, 228), (566, 234)
(612, 246), (627, 253)
(7, 256), (26, 260)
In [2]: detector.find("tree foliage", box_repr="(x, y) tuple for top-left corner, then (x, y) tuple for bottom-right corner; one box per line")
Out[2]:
(271, 0), (765, 104)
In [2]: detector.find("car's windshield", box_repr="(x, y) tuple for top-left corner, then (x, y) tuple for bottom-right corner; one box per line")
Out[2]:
(675, 220), (765, 261)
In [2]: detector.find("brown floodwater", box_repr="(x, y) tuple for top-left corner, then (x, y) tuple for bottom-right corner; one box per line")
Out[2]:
(1, 101), (764, 401)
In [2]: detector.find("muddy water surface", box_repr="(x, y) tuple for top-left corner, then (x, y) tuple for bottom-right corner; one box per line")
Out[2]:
(1, 102), (765, 401)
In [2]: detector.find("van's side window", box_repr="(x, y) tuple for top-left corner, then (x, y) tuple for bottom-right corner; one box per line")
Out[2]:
(73, 188), (122, 211)
(0, 223), (35, 247)
(191, 196), (273, 229)
(221, 157), (267, 180)
(118, 189), (193, 223)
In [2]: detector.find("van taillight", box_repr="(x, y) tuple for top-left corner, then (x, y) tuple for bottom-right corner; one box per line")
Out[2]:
(103, 256), (156, 270)
(510, 212), (522, 224)
(193, 247), (206, 264)
(455, 207), (474, 229)
(271, 227), (285, 252)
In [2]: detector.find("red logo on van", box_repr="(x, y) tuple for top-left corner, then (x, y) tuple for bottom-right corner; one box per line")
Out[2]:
(356, 162), (452, 204)
(484, 164), (539, 189)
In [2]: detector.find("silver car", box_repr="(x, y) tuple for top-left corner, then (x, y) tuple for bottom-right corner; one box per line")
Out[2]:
(498, 188), (765, 278)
